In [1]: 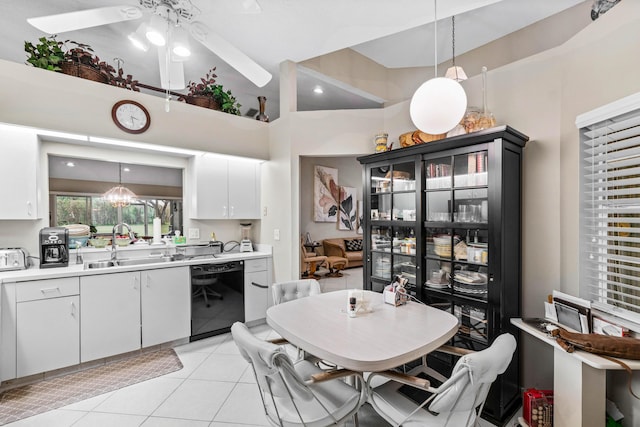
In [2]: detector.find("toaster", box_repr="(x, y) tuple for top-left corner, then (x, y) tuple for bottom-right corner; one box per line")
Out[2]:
(0, 248), (29, 271)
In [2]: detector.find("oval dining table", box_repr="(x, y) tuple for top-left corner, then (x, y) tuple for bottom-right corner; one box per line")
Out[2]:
(266, 289), (459, 372)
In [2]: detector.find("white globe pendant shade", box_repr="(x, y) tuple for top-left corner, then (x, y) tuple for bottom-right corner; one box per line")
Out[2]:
(410, 77), (468, 135)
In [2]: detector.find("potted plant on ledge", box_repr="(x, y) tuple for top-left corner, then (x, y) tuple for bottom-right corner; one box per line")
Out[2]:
(24, 36), (65, 71)
(24, 36), (137, 88)
(181, 67), (242, 115)
(61, 40), (111, 84)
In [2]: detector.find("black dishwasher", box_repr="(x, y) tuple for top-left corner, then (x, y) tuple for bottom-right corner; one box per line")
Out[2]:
(190, 260), (244, 341)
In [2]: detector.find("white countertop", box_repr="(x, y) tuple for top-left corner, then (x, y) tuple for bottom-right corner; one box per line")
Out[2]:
(0, 247), (272, 283)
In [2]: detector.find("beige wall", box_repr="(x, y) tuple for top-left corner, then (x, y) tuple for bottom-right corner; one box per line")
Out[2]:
(299, 156), (363, 247)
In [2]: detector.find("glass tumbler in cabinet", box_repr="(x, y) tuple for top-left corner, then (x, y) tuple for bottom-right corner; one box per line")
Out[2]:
(454, 151), (488, 187)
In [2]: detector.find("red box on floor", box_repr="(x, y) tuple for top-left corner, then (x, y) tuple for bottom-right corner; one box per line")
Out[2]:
(523, 388), (553, 427)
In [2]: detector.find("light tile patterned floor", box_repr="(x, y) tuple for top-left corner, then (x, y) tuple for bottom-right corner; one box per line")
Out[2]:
(3, 268), (519, 426)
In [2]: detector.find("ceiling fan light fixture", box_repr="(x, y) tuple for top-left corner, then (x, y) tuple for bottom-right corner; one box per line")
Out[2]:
(128, 23), (150, 51)
(146, 14), (167, 46)
(171, 26), (191, 58)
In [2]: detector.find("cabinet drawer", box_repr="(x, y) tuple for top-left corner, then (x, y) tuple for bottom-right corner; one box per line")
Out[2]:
(16, 277), (80, 302)
(244, 258), (268, 273)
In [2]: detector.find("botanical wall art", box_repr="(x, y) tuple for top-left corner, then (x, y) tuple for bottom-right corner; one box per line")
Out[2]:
(357, 200), (363, 234)
(314, 165), (339, 222)
(338, 186), (357, 230)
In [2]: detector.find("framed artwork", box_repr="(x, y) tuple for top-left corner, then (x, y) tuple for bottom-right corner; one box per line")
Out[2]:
(314, 165), (339, 222)
(338, 186), (357, 230)
(357, 200), (363, 234)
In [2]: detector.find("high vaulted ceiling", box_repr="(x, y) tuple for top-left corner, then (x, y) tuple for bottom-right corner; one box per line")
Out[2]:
(0, 0), (592, 121)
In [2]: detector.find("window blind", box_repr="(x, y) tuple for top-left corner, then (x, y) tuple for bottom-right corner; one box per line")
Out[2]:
(580, 103), (640, 318)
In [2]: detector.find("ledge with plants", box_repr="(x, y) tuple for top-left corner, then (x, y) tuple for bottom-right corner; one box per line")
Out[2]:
(24, 35), (139, 91)
(179, 67), (241, 115)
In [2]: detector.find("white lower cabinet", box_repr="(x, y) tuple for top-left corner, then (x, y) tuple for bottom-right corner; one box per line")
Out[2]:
(141, 267), (190, 347)
(80, 272), (141, 363)
(16, 277), (80, 377)
(81, 266), (191, 363)
(244, 258), (271, 323)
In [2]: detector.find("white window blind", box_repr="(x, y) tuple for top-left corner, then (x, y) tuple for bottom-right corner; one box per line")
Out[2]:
(579, 94), (640, 318)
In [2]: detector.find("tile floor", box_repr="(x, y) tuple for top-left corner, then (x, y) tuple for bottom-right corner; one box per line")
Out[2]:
(4, 268), (520, 426)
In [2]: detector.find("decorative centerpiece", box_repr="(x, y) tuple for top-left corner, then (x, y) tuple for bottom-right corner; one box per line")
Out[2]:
(182, 67), (241, 115)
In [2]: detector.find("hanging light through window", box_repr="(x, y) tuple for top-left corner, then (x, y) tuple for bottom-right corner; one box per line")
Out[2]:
(409, 0), (467, 135)
(103, 163), (137, 208)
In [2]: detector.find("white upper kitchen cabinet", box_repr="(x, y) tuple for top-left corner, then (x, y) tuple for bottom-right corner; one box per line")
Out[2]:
(80, 272), (141, 362)
(0, 124), (39, 219)
(141, 266), (190, 347)
(189, 153), (261, 219)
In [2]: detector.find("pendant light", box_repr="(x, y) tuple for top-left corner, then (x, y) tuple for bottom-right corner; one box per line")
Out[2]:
(444, 16), (467, 82)
(409, 0), (467, 135)
(103, 163), (137, 208)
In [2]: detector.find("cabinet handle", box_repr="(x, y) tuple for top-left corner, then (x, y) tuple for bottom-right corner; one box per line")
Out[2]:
(230, 206), (235, 217)
(251, 281), (268, 289)
(27, 201), (32, 216)
(70, 301), (76, 318)
(40, 287), (60, 294)
(223, 206), (228, 218)
(146, 275), (151, 288)
(133, 276), (139, 290)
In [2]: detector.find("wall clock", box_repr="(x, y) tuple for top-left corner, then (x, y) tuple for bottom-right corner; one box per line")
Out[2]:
(111, 100), (150, 134)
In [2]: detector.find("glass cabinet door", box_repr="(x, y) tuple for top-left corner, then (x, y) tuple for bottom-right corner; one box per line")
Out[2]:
(370, 225), (417, 294)
(370, 163), (416, 222)
(424, 149), (490, 303)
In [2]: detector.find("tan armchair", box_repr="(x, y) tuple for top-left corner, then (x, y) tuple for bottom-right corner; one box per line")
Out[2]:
(301, 238), (327, 278)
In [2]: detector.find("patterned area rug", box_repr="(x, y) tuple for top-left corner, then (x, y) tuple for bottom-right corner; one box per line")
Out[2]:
(0, 348), (183, 425)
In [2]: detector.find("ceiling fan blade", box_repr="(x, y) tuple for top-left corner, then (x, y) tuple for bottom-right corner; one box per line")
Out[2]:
(27, 5), (142, 34)
(190, 22), (272, 88)
(157, 47), (186, 90)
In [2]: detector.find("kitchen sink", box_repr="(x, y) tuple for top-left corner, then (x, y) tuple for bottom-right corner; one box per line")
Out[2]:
(84, 257), (171, 270)
(85, 260), (118, 269)
(117, 257), (171, 266)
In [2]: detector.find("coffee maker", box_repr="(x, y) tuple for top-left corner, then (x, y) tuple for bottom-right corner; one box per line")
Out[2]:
(39, 227), (69, 268)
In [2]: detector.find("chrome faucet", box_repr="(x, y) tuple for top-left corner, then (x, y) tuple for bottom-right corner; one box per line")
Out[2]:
(76, 245), (84, 265)
(111, 223), (134, 261)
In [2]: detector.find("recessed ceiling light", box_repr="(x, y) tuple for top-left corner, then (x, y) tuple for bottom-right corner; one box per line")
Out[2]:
(313, 86), (324, 94)
(66, 162), (75, 167)
(123, 167), (131, 172)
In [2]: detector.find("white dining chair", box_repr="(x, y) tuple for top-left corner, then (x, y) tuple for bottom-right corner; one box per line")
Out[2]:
(270, 279), (328, 363)
(231, 322), (366, 427)
(367, 333), (517, 427)
(271, 279), (322, 305)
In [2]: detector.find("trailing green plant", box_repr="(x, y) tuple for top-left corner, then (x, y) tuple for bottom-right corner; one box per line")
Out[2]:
(24, 36), (65, 71)
(186, 67), (242, 115)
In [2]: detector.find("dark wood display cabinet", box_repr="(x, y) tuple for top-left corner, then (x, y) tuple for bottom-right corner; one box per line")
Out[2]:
(357, 126), (528, 425)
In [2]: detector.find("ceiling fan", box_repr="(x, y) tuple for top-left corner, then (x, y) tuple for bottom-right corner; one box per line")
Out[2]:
(26, 0), (272, 89)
